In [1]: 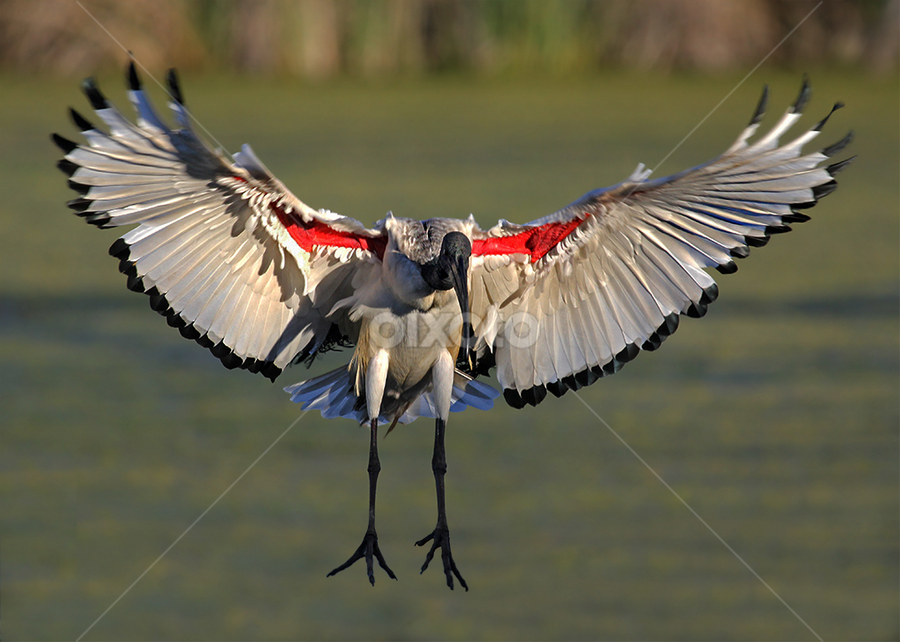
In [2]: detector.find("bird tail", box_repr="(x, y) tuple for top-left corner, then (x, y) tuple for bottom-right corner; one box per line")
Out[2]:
(284, 366), (500, 426)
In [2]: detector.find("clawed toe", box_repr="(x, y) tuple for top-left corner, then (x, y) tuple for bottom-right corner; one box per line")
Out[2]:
(328, 530), (397, 586)
(416, 527), (468, 591)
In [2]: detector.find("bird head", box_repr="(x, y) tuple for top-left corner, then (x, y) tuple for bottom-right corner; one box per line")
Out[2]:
(420, 231), (475, 358)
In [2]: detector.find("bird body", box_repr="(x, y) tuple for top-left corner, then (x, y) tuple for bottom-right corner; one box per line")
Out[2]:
(55, 64), (852, 590)
(286, 214), (491, 427)
(347, 268), (463, 422)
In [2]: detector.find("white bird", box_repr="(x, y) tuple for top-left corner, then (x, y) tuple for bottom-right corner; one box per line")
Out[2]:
(55, 63), (852, 591)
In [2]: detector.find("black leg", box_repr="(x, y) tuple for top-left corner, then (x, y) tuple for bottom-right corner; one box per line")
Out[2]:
(327, 419), (396, 585)
(416, 417), (468, 591)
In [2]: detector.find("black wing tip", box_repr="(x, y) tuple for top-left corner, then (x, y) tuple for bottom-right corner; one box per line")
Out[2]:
(813, 101), (844, 132)
(546, 380), (568, 398)
(749, 84), (769, 125)
(575, 367), (601, 388)
(601, 358), (623, 376)
(210, 341), (243, 369)
(745, 233), (770, 248)
(69, 108), (95, 132)
(789, 168), (847, 211)
(641, 312), (680, 351)
(262, 363), (282, 382)
(127, 60), (141, 90)
(81, 77), (107, 110)
(826, 155), (856, 177)
(792, 76), (811, 114)
(716, 261), (738, 275)
(685, 302), (705, 318)
(67, 178), (90, 195)
(502, 295), (731, 409)
(56, 158), (78, 177)
(822, 130), (853, 157)
(641, 334), (662, 352)
(52, 132), (78, 154)
(110, 240), (282, 381)
(683, 284), (719, 318)
(148, 289), (170, 313)
(508, 324), (688, 408)
(701, 283), (719, 305)
(812, 180), (838, 200)
(66, 196), (91, 212)
(503, 388), (526, 409)
(70, 212), (110, 228)
(617, 343), (640, 365)
(562, 373), (582, 393)
(166, 68), (185, 105)
(781, 212), (810, 224)
(664, 311), (681, 333)
(520, 384), (547, 407)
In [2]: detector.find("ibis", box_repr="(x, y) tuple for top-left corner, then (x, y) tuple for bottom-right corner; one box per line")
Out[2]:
(54, 63), (852, 590)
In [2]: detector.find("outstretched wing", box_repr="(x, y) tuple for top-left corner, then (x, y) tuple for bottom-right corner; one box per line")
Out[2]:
(54, 63), (386, 381)
(467, 81), (854, 408)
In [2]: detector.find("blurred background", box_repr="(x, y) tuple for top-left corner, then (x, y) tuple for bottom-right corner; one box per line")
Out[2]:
(0, 0), (897, 76)
(2, 1), (897, 640)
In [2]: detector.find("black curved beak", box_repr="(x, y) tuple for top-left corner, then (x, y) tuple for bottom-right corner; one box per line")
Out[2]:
(448, 255), (474, 365)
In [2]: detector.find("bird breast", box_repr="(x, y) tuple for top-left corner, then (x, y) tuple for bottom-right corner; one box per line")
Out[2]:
(352, 291), (463, 410)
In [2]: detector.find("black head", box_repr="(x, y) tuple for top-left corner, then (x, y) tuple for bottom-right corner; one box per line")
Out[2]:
(419, 231), (475, 360)
(420, 231), (472, 291)
(440, 230), (472, 262)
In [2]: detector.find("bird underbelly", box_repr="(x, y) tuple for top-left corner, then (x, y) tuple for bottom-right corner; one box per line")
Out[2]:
(368, 309), (460, 373)
(354, 307), (462, 416)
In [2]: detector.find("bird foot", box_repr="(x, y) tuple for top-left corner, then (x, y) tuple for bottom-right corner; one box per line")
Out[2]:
(327, 529), (397, 586)
(415, 526), (468, 591)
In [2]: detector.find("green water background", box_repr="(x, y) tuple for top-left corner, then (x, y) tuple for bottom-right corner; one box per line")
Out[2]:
(2, 69), (897, 639)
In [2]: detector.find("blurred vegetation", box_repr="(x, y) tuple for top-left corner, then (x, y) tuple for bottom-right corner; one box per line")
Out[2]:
(0, 0), (896, 77)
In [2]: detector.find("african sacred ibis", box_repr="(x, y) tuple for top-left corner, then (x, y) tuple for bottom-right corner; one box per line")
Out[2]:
(54, 64), (853, 591)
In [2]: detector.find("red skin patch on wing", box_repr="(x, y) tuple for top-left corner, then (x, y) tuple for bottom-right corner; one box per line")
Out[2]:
(273, 204), (386, 258)
(473, 217), (585, 262)
(239, 165), (581, 264)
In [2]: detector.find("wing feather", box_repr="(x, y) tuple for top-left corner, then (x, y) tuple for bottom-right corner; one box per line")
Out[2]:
(55, 64), (385, 380)
(468, 83), (853, 405)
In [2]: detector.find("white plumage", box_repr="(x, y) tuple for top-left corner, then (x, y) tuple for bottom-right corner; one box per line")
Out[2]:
(55, 64), (852, 590)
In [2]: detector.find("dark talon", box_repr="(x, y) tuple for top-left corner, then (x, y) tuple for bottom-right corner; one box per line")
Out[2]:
(328, 529), (396, 586)
(328, 418), (396, 585)
(417, 417), (469, 590)
(416, 526), (468, 591)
